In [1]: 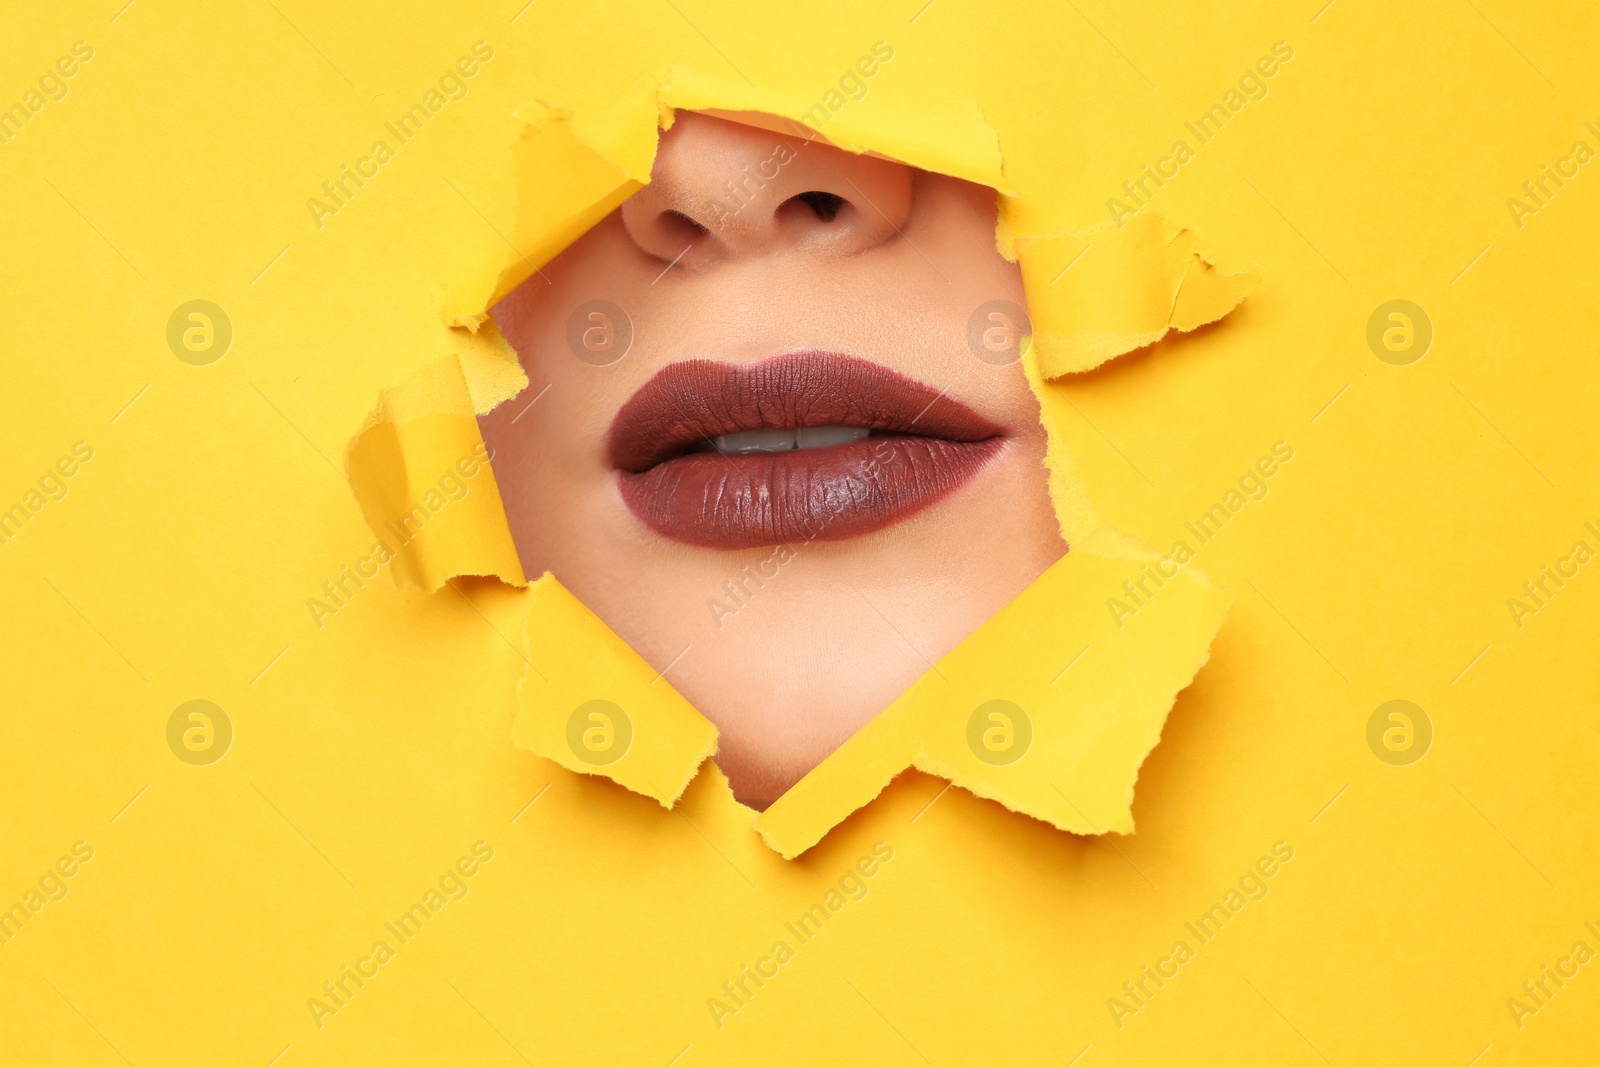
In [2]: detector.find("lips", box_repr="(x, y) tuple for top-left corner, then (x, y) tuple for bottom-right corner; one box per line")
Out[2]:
(607, 351), (1005, 549)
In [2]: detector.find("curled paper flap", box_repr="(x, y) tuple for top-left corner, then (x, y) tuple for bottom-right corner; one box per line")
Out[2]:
(1006, 210), (1259, 378)
(511, 575), (720, 808)
(754, 549), (1230, 858)
(440, 99), (645, 329)
(658, 64), (1011, 193)
(345, 328), (528, 591)
(505, 555), (1227, 857)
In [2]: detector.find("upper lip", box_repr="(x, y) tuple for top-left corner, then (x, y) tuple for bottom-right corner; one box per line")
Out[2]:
(606, 351), (1003, 472)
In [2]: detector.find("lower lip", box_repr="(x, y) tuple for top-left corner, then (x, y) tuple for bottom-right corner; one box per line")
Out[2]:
(616, 434), (1005, 549)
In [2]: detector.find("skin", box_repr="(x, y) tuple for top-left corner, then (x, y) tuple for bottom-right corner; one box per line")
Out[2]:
(481, 112), (1066, 808)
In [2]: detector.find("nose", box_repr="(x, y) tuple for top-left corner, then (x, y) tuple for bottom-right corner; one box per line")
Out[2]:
(619, 112), (913, 266)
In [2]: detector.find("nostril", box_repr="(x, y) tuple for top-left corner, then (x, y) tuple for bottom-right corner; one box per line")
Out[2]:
(664, 209), (708, 236)
(646, 208), (710, 257)
(786, 191), (847, 223)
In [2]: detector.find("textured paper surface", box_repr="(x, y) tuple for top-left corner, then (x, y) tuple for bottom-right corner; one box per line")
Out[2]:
(350, 49), (1238, 861)
(4, 3), (1599, 1065)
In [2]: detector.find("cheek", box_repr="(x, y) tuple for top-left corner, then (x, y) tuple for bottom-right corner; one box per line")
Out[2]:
(485, 222), (655, 570)
(951, 181), (1010, 268)
(496, 216), (647, 423)
(907, 175), (1031, 384)
(915, 174), (1015, 282)
(1006, 369), (1052, 440)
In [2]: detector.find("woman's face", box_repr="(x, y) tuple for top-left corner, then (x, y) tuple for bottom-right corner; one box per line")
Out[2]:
(481, 112), (1065, 808)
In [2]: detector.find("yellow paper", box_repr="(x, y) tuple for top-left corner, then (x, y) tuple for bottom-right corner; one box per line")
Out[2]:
(511, 575), (719, 808)
(1005, 211), (1260, 377)
(5, 3), (1598, 1065)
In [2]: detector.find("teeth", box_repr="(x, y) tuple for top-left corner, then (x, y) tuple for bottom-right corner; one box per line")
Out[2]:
(705, 425), (870, 454)
(712, 428), (795, 454)
(795, 426), (871, 449)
